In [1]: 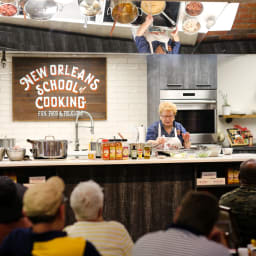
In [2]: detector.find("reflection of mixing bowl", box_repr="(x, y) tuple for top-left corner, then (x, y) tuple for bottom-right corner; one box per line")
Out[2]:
(183, 17), (201, 34)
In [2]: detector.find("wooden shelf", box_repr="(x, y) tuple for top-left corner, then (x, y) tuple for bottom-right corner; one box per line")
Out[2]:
(219, 114), (256, 123)
(196, 184), (239, 188)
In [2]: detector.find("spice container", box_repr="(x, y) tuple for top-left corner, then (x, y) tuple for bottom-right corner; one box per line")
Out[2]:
(88, 150), (96, 160)
(249, 135), (253, 146)
(131, 145), (137, 160)
(122, 140), (129, 160)
(115, 139), (123, 160)
(137, 147), (143, 159)
(109, 139), (116, 160)
(101, 139), (110, 160)
(144, 143), (151, 159)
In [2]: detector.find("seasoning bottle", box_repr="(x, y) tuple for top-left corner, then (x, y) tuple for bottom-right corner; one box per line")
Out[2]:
(249, 135), (253, 146)
(109, 139), (116, 160)
(137, 147), (143, 159)
(122, 139), (129, 160)
(144, 143), (151, 159)
(115, 139), (123, 160)
(101, 139), (110, 160)
(131, 145), (137, 160)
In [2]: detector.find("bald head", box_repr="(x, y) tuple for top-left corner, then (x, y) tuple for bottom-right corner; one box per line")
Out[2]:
(239, 159), (256, 185)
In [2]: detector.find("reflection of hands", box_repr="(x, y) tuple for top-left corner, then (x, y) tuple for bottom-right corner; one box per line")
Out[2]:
(171, 26), (180, 42)
(145, 15), (154, 26)
(156, 136), (166, 145)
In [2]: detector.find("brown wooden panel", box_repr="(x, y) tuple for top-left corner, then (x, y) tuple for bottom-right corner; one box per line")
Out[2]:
(12, 57), (107, 121)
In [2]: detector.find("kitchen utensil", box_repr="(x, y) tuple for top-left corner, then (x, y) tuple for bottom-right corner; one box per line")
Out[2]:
(185, 1), (203, 17)
(24, 0), (59, 20)
(6, 148), (26, 161)
(0, 2), (17, 16)
(27, 136), (68, 159)
(0, 137), (16, 149)
(0, 147), (5, 161)
(182, 16), (201, 34)
(107, 0), (140, 24)
(199, 144), (222, 157)
(141, 1), (176, 27)
(78, 0), (101, 16)
(223, 148), (233, 155)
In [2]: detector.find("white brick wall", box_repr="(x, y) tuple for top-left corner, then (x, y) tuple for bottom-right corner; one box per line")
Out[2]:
(0, 52), (147, 152)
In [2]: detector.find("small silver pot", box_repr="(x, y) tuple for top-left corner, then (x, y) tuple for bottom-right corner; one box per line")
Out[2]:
(27, 136), (68, 159)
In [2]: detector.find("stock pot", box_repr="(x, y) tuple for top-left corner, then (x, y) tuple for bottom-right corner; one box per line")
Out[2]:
(27, 136), (68, 159)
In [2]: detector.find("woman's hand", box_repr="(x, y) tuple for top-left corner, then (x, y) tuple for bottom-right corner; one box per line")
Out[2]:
(156, 136), (166, 145)
(182, 132), (191, 149)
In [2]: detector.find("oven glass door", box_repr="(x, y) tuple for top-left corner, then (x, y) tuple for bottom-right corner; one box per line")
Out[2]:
(175, 109), (215, 134)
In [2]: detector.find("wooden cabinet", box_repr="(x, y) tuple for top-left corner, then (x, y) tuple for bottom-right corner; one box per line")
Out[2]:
(156, 55), (217, 89)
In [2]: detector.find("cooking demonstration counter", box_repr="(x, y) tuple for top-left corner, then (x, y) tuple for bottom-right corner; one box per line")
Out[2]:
(0, 153), (255, 167)
(0, 154), (251, 241)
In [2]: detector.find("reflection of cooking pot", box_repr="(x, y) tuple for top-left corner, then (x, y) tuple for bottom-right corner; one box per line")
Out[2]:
(24, 0), (59, 20)
(107, 1), (140, 24)
(27, 136), (68, 159)
(140, 1), (176, 26)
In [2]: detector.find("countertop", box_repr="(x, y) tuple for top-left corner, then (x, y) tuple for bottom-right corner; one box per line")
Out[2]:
(0, 154), (255, 168)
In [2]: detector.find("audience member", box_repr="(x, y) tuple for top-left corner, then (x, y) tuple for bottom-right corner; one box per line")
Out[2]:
(65, 180), (133, 256)
(133, 191), (230, 256)
(220, 158), (256, 246)
(0, 176), (101, 256)
(0, 176), (31, 244)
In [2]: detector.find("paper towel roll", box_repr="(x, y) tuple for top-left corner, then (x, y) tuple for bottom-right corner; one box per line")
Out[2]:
(137, 126), (146, 143)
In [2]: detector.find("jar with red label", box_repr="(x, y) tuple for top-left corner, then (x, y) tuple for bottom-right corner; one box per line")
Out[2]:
(109, 139), (116, 160)
(101, 139), (110, 160)
(115, 139), (123, 160)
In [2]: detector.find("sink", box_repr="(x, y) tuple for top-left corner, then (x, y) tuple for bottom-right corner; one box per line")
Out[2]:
(68, 150), (88, 159)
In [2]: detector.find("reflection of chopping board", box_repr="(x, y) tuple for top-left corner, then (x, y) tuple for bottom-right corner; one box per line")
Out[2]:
(141, 1), (166, 15)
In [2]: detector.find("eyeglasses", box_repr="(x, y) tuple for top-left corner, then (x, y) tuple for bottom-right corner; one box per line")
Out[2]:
(161, 115), (175, 119)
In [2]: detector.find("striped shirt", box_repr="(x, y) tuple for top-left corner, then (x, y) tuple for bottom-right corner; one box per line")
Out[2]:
(64, 221), (133, 256)
(133, 227), (230, 256)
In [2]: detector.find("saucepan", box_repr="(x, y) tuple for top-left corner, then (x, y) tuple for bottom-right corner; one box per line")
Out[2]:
(140, 1), (176, 27)
(107, 0), (140, 24)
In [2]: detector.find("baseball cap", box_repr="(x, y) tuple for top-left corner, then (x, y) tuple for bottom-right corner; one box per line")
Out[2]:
(0, 176), (25, 223)
(23, 176), (65, 218)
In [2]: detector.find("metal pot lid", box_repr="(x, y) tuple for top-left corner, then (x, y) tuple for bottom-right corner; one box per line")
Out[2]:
(24, 0), (58, 20)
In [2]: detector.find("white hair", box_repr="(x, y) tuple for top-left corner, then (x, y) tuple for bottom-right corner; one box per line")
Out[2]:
(70, 180), (104, 221)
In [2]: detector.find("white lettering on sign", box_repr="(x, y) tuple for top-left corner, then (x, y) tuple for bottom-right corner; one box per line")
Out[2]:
(35, 96), (87, 110)
(19, 63), (103, 112)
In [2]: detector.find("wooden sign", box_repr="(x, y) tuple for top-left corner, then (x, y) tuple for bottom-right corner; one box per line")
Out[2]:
(12, 57), (107, 121)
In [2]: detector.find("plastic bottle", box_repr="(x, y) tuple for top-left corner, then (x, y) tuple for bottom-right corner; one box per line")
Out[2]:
(109, 139), (116, 160)
(115, 139), (123, 160)
(144, 143), (151, 159)
(131, 145), (137, 160)
(101, 139), (110, 160)
(122, 140), (129, 160)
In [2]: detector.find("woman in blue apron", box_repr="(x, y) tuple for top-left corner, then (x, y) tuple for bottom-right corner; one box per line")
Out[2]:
(146, 102), (190, 149)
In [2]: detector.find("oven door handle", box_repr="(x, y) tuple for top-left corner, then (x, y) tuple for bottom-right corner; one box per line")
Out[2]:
(161, 99), (217, 104)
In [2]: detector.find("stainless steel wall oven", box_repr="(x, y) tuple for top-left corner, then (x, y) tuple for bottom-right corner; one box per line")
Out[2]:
(160, 89), (217, 144)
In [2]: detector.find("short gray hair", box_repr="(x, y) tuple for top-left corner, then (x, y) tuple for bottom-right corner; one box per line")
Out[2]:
(70, 180), (104, 221)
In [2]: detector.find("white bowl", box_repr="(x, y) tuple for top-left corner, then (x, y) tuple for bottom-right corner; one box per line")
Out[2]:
(222, 148), (233, 155)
